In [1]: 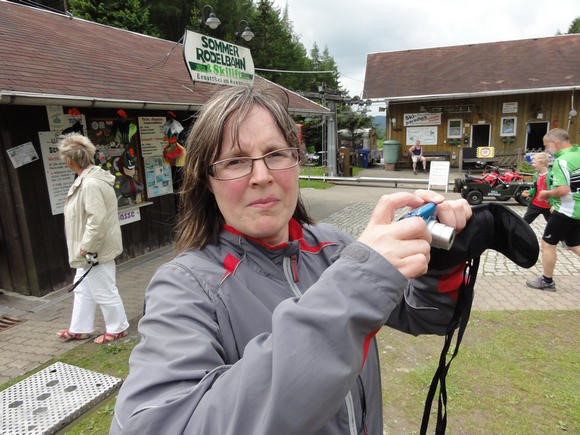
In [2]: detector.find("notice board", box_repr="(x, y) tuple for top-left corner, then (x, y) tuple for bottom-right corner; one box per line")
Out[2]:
(428, 161), (450, 192)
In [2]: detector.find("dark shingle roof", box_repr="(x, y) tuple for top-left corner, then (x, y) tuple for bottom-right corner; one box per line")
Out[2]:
(0, 1), (327, 114)
(363, 34), (580, 100)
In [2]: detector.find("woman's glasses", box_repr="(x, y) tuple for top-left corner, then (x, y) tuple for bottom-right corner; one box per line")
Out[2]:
(209, 147), (300, 180)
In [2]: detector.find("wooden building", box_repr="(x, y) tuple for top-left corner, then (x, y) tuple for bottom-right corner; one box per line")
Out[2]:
(364, 34), (580, 168)
(0, 2), (327, 296)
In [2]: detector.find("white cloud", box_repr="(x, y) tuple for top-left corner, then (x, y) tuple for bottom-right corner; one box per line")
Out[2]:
(271, 0), (579, 98)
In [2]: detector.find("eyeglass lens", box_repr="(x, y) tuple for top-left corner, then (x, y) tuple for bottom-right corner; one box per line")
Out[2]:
(211, 148), (299, 180)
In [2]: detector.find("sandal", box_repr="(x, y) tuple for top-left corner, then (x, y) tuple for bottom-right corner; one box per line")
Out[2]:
(57, 329), (91, 342)
(94, 330), (128, 344)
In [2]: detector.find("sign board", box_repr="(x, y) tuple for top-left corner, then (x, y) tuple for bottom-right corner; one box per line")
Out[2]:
(406, 126), (438, 145)
(138, 116), (167, 158)
(428, 161), (450, 192)
(183, 30), (254, 86)
(404, 113), (442, 126)
(118, 207), (141, 226)
(6, 141), (40, 169)
(502, 102), (518, 113)
(39, 131), (76, 215)
(476, 146), (495, 158)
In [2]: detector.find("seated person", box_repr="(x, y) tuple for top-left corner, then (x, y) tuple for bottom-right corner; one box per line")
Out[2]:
(409, 140), (427, 174)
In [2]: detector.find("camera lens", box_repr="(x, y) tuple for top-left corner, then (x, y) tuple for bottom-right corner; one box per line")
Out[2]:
(427, 220), (455, 250)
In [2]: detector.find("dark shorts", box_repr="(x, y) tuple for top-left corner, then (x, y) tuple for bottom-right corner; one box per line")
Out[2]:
(542, 211), (580, 247)
(523, 204), (551, 224)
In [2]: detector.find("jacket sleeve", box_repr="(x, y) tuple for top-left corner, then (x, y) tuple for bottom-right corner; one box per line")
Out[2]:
(385, 264), (463, 335)
(112, 242), (420, 435)
(80, 179), (108, 253)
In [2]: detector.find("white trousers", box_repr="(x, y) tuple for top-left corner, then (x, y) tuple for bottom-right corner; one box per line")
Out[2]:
(69, 261), (129, 334)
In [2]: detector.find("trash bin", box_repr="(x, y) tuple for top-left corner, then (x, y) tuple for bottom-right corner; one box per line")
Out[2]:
(357, 149), (369, 168)
(383, 140), (401, 164)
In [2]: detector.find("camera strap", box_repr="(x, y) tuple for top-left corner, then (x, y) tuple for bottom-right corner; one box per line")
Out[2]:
(420, 257), (480, 434)
(65, 264), (94, 293)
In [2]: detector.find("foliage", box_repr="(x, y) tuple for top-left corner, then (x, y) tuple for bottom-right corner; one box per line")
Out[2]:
(68, 0), (159, 36)
(516, 160), (534, 174)
(337, 105), (373, 147)
(568, 17), (580, 34)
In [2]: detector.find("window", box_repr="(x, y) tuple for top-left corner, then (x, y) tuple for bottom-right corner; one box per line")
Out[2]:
(500, 116), (517, 136)
(447, 119), (463, 138)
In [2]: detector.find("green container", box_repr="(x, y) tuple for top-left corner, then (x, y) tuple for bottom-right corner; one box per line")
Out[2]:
(383, 140), (401, 164)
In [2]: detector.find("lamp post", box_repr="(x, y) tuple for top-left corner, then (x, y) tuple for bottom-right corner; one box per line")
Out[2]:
(200, 4), (221, 31)
(235, 19), (254, 42)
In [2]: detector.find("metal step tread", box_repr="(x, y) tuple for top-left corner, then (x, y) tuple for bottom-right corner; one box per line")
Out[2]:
(1, 361), (122, 434)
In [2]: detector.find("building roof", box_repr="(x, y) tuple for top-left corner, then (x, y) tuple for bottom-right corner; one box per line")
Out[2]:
(0, 1), (327, 115)
(363, 34), (580, 102)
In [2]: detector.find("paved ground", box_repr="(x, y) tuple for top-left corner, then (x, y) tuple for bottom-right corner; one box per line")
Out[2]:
(0, 165), (578, 385)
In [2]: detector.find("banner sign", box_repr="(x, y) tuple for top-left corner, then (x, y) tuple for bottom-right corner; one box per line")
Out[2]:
(183, 30), (254, 86)
(404, 113), (442, 127)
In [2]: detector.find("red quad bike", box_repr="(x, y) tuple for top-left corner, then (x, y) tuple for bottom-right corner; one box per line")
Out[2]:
(453, 165), (533, 206)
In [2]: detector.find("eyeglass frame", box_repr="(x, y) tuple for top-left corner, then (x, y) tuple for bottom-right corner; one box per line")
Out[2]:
(209, 147), (301, 181)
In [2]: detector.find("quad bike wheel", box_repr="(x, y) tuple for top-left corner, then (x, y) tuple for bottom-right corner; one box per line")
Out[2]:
(466, 189), (483, 205)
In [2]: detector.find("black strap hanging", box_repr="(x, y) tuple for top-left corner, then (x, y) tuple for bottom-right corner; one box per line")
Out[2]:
(420, 257), (480, 434)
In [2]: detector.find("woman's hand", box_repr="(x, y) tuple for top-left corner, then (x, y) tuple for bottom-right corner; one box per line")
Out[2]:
(357, 190), (471, 279)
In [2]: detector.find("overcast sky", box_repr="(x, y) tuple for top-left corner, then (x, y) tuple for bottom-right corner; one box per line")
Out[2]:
(271, 0), (579, 105)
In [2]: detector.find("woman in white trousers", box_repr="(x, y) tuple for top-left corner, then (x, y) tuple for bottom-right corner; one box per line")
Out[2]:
(56, 133), (129, 344)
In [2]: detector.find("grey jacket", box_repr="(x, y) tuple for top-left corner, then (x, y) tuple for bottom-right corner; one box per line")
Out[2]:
(64, 165), (122, 268)
(111, 220), (460, 434)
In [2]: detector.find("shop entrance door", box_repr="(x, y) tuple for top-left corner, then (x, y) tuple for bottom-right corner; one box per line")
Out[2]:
(471, 123), (491, 147)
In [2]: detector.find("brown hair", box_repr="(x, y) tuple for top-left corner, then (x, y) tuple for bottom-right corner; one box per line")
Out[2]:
(57, 133), (96, 169)
(175, 84), (313, 252)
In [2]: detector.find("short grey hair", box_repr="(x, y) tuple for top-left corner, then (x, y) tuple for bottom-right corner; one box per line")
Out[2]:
(544, 128), (569, 144)
(57, 133), (96, 169)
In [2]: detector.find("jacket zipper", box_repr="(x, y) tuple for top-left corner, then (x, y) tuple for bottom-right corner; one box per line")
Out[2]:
(282, 254), (359, 434)
(282, 255), (302, 298)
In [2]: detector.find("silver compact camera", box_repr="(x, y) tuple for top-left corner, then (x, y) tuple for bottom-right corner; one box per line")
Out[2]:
(400, 203), (455, 250)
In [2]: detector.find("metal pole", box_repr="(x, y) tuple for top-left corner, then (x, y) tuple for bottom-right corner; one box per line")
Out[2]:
(326, 100), (337, 177)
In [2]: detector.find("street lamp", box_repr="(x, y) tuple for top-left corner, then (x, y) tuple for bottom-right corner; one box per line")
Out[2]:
(200, 4), (221, 30)
(235, 19), (254, 42)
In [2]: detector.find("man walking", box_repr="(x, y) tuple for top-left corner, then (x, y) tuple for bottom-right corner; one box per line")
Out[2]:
(526, 128), (580, 291)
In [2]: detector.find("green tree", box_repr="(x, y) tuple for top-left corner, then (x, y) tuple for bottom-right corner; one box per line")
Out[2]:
(568, 17), (580, 34)
(68, 0), (159, 36)
(245, 0), (309, 91)
(146, 0), (192, 42)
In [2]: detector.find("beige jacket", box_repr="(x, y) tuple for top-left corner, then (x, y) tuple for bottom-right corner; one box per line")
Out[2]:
(63, 165), (123, 268)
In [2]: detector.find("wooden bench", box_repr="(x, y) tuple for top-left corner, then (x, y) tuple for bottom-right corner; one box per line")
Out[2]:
(396, 151), (451, 170)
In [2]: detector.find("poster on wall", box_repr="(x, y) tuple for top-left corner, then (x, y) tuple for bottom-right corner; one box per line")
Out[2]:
(46, 105), (87, 134)
(138, 116), (167, 157)
(138, 116), (174, 198)
(144, 156), (173, 197)
(6, 141), (40, 169)
(38, 131), (76, 215)
(87, 114), (144, 207)
(406, 126), (438, 145)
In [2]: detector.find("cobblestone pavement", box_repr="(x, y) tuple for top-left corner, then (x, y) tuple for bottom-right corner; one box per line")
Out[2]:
(0, 167), (578, 385)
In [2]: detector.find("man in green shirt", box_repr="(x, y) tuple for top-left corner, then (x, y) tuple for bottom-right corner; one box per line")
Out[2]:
(526, 128), (580, 291)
